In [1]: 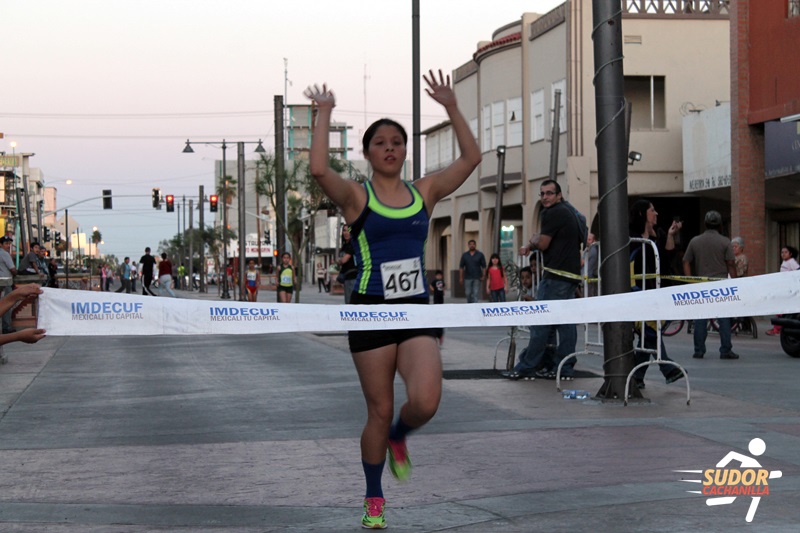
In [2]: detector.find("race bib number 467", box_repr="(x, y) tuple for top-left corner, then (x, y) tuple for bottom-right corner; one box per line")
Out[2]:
(380, 257), (425, 300)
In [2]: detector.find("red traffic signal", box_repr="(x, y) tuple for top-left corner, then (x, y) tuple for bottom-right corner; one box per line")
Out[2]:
(209, 194), (219, 212)
(165, 194), (175, 212)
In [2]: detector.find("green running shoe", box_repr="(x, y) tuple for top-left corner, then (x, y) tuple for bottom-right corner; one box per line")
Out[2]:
(387, 438), (412, 481)
(361, 497), (387, 529)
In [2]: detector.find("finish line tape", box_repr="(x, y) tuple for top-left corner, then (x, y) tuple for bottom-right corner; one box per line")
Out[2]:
(37, 271), (800, 336)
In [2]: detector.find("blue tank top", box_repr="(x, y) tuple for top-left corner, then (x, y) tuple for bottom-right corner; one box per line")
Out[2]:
(350, 181), (430, 298)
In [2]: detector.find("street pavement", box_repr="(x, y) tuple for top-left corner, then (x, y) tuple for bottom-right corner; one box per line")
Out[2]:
(0, 283), (799, 532)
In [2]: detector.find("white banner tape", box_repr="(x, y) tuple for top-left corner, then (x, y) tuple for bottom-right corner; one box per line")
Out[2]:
(36, 271), (800, 336)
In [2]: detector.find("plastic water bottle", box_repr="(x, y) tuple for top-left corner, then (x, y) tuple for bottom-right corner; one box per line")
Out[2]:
(562, 389), (591, 400)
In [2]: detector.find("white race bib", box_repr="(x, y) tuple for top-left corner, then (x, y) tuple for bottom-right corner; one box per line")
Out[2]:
(380, 257), (425, 300)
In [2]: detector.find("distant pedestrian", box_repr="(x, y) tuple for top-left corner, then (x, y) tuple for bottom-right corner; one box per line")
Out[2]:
(47, 257), (58, 289)
(0, 236), (19, 334)
(586, 232), (599, 296)
(485, 253), (506, 302)
(139, 248), (157, 296)
(245, 260), (260, 302)
(316, 262), (329, 293)
(429, 269), (446, 304)
(459, 239), (486, 303)
(114, 257), (132, 293)
(157, 253), (177, 298)
(731, 237), (748, 278)
(277, 253), (295, 303)
(130, 261), (138, 292)
(100, 263), (108, 291)
(683, 210), (738, 359)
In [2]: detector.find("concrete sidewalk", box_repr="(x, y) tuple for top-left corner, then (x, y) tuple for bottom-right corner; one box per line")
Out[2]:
(0, 285), (797, 531)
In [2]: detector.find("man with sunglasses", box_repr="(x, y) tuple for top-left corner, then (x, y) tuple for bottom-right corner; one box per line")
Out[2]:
(505, 179), (583, 380)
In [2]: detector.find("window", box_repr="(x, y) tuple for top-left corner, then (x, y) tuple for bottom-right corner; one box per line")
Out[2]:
(530, 89), (545, 142)
(482, 105), (492, 152)
(426, 135), (440, 172)
(508, 97), (523, 146)
(439, 128), (453, 167)
(492, 102), (506, 148)
(469, 117), (479, 141)
(551, 79), (567, 134)
(791, 0), (800, 18)
(624, 75), (666, 130)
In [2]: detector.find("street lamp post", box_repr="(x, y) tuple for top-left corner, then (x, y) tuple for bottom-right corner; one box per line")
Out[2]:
(183, 139), (266, 300)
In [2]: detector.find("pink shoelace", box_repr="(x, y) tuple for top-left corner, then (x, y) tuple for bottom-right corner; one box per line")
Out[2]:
(365, 497), (385, 516)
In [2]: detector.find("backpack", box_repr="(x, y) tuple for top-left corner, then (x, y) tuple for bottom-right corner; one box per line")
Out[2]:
(562, 199), (589, 247)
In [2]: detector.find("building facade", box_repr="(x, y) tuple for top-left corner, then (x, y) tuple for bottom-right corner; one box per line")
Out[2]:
(425, 0), (731, 294)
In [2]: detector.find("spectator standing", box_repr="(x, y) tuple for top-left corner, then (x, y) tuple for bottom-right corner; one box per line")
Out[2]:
(157, 253), (177, 297)
(459, 240), (486, 303)
(177, 263), (187, 291)
(628, 199), (684, 389)
(731, 237), (749, 277)
(139, 248), (157, 296)
(485, 253), (506, 302)
(47, 257), (58, 288)
(37, 247), (49, 286)
(114, 257), (132, 293)
(100, 263), (108, 291)
(0, 236), (19, 334)
(129, 261), (138, 292)
(316, 262), (329, 293)
(683, 210), (738, 359)
(338, 226), (358, 304)
(505, 179), (583, 380)
(766, 245), (799, 336)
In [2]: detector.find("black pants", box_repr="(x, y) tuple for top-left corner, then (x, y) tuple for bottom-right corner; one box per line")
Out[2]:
(142, 276), (156, 295)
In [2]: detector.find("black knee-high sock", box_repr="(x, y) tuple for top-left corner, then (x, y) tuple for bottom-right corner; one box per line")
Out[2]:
(362, 460), (385, 498)
(389, 416), (415, 442)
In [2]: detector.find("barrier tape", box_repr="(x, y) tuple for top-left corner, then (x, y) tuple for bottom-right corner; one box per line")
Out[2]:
(36, 271), (800, 336)
(542, 266), (724, 284)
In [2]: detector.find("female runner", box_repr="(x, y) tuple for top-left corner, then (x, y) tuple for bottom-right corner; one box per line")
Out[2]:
(305, 69), (480, 529)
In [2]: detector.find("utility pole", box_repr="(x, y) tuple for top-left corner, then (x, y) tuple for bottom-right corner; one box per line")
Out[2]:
(412, 0), (421, 181)
(274, 95), (286, 258)
(591, 0), (636, 402)
(188, 198), (194, 293)
(199, 185), (206, 293)
(549, 90), (562, 181)
(237, 142), (247, 301)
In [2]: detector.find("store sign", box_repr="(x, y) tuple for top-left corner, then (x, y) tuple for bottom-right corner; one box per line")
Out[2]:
(764, 120), (800, 179)
(0, 155), (20, 167)
(682, 104), (732, 192)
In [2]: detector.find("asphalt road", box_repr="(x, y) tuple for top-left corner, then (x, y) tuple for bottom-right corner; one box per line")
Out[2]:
(0, 288), (798, 532)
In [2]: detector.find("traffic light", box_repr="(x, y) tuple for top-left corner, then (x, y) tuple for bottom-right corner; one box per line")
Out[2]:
(54, 231), (62, 246)
(102, 189), (113, 209)
(263, 230), (270, 245)
(44, 227), (51, 242)
(152, 188), (161, 209)
(165, 194), (175, 213)
(209, 194), (219, 212)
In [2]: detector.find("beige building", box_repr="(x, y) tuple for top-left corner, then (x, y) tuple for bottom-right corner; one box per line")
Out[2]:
(425, 1), (731, 295)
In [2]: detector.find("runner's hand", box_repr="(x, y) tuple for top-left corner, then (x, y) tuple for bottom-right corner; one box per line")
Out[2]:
(303, 84), (336, 110)
(424, 69), (456, 107)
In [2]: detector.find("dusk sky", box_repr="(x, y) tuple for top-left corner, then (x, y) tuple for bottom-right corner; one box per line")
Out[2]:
(2, 0), (561, 260)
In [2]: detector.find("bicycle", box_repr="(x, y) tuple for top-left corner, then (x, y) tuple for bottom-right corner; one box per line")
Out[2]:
(685, 317), (758, 339)
(661, 320), (685, 337)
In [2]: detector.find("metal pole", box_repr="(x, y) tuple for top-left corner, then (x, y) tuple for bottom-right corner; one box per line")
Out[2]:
(493, 146), (506, 256)
(188, 198), (194, 293)
(22, 175), (33, 249)
(274, 95), (286, 257)
(591, 0), (635, 401)
(549, 90), (562, 181)
(412, 0), (421, 181)
(64, 208), (69, 288)
(237, 142), (247, 301)
(199, 184), (206, 293)
(221, 141), (231, 299)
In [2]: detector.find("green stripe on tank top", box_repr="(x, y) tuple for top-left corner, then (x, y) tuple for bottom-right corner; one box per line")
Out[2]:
(356, 230), (372, 294)
(365, 181), (423, 219)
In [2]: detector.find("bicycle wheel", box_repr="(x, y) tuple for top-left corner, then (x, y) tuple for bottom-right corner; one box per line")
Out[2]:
(662, 320), (684, 337)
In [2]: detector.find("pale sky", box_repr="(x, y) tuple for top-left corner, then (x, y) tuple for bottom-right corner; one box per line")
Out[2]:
(2, 0), (563, 260)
